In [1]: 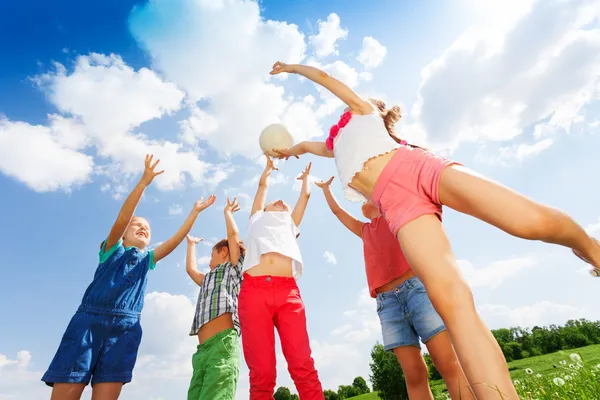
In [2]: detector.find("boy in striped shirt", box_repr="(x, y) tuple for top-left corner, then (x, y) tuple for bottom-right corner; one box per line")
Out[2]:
(186, 197), (245, 400)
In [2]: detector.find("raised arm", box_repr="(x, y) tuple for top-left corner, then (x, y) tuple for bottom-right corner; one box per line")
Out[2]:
(271, 62), (374, 115)
(273, 141), (333, 160)
(185, 235), (205, 286)
(316, 177), (364, 238)
(153, 195), (216, 263)
(105, 154), (164, 250)
(251, 154), (277, 216)
(291, 162), (312, 226)
(224, 197), (242, 265)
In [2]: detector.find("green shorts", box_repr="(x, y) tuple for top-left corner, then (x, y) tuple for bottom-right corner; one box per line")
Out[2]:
(187, 328), (240, 400)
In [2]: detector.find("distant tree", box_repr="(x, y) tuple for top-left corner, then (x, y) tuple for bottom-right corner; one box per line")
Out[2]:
(274, 386), (291, 400)
(290, 394), (299, 400)
(338, 385), (361, 399)
(369, 343), (408, 400)
(324, 390), (340, 400)
(352, 376), (370, 394)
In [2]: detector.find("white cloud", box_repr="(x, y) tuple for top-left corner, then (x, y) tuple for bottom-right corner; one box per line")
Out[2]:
(478, 138), (554, 165)
(168, 204), (183, 215)
(0, 116), (94, 192)
(197, 256), (211, 266)
(457, 255), (538, 289)
(292, 175), (319, 191)
(323, 251), (338, 265)
(585, 216), (600, 236)
(130, 0), (324, 158)
(410, 0), (600, 151)
(356, 37), (387, 69)
(0, 351), (48, 400)
(309, 13), (348, 58)
(479, 301), (586, 329)
(32, 53), (227, 193)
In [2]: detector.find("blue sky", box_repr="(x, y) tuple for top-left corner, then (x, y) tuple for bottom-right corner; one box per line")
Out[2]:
(1, 0), (600, 398)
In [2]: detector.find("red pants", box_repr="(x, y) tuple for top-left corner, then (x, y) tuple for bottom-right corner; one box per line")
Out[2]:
(239, 274), (324, 400)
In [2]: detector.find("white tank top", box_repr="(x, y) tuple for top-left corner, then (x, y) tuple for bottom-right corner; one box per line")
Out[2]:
(333, 111), (399, 202)
(244, 211), (304, 279)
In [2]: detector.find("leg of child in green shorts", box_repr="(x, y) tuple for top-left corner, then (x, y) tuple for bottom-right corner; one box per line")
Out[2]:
(187, 328), (240, 400)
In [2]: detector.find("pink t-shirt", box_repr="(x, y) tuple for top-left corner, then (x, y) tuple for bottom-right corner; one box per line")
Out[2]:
(362, 216), (411, 298)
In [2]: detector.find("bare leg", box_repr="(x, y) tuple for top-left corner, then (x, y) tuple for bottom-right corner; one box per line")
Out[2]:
(439, 165), (600, 268)
(398, 215), (518, 399)
(425, 331), (475, 400)
(91, 383), (123, 400)
(392, 346), (434, 400)
(50, 383), (86, 400)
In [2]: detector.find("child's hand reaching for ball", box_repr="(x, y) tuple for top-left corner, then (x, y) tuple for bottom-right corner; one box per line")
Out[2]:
(272, 148), (299, 160)
(315, 176), (334, 190)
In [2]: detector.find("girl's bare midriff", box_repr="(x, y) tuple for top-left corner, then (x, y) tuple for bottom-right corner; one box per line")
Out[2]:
(245, 252), (295, 278)
(349, 149), (397, 199)
(375, 269), (415, 294)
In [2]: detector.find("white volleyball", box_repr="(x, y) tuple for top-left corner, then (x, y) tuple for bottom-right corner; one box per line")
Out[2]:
(259, 123), (293, 157)
(590, 268), (600, 277)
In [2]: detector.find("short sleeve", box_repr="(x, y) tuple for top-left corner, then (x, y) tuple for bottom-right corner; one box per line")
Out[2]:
(148, 250), (156, 271)
(292, 222), (301, 238)
(234, 253), (245, 268)
(99, 239), (123, 264)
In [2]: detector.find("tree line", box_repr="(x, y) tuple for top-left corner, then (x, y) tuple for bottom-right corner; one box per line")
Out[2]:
(274, 319), (600, 400)
(369, 318), (600, 399)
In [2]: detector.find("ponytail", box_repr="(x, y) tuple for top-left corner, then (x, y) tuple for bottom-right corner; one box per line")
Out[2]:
(368, 98), (427, 150)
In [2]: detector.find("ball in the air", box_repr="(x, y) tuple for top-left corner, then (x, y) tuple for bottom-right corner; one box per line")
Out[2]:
(259, 123), (293, 157)
(590, 268), (600, 277)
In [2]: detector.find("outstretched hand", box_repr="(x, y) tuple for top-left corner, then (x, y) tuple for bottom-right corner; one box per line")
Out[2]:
(194, 194), (216, 212)
(186, 234), (203, 245)
(140, 154), (165, 186)
(315, 176), (334, 189)
(297, 162), (312, 181)
(225, 197), (241, 214)
(270, 61), (294, 75)
(264, 153), (279, 171)
(272, 148), (298, 160)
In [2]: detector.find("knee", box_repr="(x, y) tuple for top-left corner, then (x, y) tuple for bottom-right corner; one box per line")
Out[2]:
(426, 278), (475, 319)
(402, 360), (430, 387)
(432, 354), (462, 380)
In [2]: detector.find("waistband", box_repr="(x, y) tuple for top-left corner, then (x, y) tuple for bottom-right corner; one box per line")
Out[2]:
(376, 276), (423, 300)
(371, 148), (406, 209)
(77, 304), (141, 317)
(197, 328), (238, 350)
(242, 273), (298, 288)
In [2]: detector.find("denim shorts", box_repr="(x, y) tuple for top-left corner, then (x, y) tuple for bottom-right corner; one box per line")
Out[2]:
(376, 276), (445, 351)
(42, 310), (142, 386)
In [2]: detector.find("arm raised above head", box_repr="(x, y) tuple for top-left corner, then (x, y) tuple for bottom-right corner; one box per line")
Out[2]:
(105, 154), (164, 251)
(291, 162), (312, 227)
(153, 195), (216, 263)
(224, 197), (242, 265)
(316, 177), (364, 238)
(251, 154), (278, 216)
(270, 62), (374, 115)
(185, 235), (205, 286)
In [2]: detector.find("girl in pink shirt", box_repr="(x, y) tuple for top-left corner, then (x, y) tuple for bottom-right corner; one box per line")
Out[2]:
(316, 177), (473, 400)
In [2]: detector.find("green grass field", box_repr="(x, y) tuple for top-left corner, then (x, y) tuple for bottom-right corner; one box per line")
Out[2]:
(349, 344), (600, 399)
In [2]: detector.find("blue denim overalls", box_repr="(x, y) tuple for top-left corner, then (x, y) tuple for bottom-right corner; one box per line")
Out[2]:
(42, 239), (154, 385)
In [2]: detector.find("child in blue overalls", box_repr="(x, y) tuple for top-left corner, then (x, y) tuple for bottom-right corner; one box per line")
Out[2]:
(42, 154), (216, 400)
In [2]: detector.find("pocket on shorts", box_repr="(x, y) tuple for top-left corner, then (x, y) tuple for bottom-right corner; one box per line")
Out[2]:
(376, 297), (384, 313)
(220, 332), (238, 358)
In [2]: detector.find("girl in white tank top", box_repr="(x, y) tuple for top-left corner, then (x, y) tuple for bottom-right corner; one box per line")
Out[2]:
(269, 61), (600, 399)
(237, 154), (324, 398)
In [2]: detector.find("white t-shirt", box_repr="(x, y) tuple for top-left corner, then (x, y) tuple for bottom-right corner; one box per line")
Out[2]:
(244, 211), (304, 279)
(334, 111), (399, 202)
